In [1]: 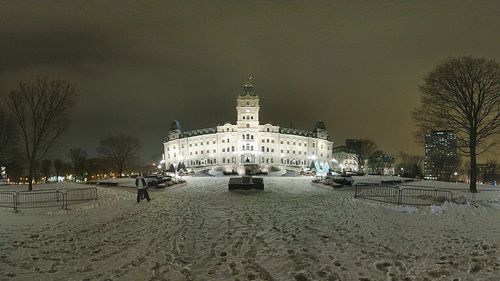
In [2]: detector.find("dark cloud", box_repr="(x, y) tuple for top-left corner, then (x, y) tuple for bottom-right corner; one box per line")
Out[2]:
(0, 26), (125, 74)
(1, 1), (499, 162)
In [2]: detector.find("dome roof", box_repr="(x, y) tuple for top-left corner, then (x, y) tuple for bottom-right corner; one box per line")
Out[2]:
(241, 77), (256, 96)
(314, 120), (327, 131)
(169, 120), (181, 132)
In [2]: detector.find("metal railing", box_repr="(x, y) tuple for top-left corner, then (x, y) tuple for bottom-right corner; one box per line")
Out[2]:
(354, 184), (454, 206)
(61, 188), (98, 205)
(0, 192), (16, 208)
(0, 187), (97, 212)
(354, 184), (401, 204)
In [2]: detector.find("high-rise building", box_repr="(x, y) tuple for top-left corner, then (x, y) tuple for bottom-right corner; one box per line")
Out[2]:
(163, 79), (333, 173)
(424, 130), (459, 181)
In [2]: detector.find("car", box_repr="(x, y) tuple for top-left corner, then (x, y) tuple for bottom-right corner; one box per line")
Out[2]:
(331, 175), (354, 186)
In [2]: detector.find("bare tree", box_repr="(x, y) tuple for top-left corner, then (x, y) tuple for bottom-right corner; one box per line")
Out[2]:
(395, 151), (423, 178)
(40, 159), (52, 183)
(0, 110), (16, 162)
(53, 158), (64, 182)
(6, 77), (78, 191)
(68, 148), (87, 182)
(6, 160), (23, 184)
(351, 139), (378, 173)
(413, 56), (500, 192)
(368, 150), (394, 174)
(97, 134), (140, 177)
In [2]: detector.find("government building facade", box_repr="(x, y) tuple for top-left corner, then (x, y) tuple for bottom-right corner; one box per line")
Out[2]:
(163, 80), (333, 172)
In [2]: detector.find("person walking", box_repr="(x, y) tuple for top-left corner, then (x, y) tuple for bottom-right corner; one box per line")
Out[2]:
(135, 173), (151, 203)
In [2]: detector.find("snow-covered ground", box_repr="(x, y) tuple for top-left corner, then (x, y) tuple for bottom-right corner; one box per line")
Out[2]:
(1, 177), (499, 280)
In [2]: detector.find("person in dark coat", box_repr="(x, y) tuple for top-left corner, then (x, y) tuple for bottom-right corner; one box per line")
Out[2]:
(135, 173), (151, 203)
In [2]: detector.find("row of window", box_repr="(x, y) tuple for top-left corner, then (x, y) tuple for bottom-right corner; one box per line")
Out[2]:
(167, 139), (329, 151)
(261, 146), (275, 153)
(221, 147), (235, 153)
(281, 159), (308, 165)
(169, 150), (328, 158)
(182, 158), (307, 166)
(243, 144), (254, 151)
(173, 157), (330, 166)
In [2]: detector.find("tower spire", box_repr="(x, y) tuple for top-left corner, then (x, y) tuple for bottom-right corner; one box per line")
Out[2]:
(245, 76), (253, 86)
(242, 76), (255, 96)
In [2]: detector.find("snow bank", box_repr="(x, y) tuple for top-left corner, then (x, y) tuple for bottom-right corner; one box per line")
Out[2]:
(1, 177), (499, 280)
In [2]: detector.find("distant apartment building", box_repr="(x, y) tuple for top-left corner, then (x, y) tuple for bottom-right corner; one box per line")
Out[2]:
(424, 130), (459, 181)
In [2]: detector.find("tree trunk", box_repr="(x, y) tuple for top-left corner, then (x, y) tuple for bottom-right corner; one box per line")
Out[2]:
(469, 144), (477, 193)
(28, 161), (33, 191)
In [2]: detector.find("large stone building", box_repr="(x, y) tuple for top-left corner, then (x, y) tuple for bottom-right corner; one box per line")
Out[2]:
(163, 80), (333, 173)
(424, 130), (459, 181)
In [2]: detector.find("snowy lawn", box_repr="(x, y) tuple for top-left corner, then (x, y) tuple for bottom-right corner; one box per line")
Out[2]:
(0, 177), (499, 280)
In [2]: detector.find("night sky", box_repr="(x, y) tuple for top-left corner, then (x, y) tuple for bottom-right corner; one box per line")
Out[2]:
(1, 1), (499, 163)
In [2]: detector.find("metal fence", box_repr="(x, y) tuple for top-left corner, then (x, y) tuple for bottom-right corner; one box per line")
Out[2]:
(354, 184), (454, 206)
(0, 187), (97, 212)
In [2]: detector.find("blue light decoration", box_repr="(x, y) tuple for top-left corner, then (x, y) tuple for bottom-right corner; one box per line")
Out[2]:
(314, 161), (321, 174)
(322, 161), (330, 175)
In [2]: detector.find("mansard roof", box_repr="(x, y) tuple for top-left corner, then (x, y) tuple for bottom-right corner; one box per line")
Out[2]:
(180, 127), (217, 137)
(279, 127), (316, 137)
